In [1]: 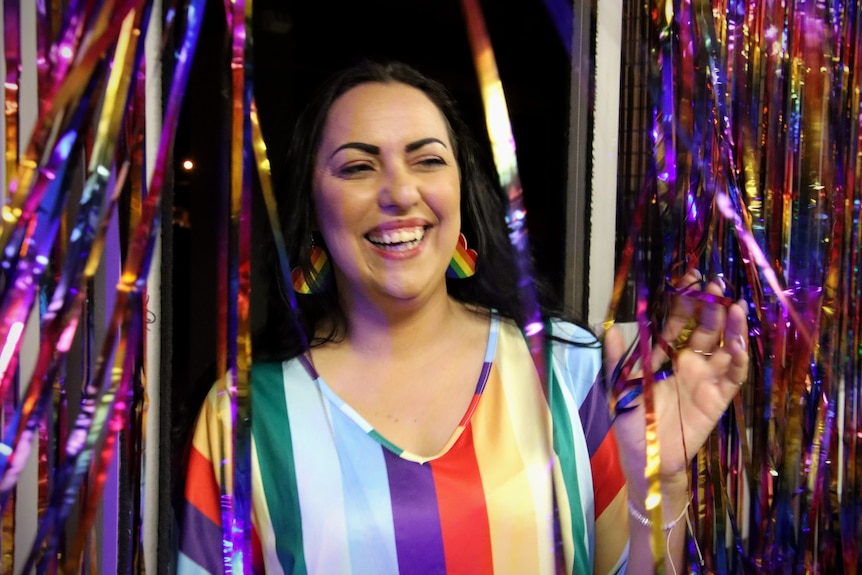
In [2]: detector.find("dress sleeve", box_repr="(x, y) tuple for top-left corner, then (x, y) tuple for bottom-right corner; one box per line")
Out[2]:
(580, 379), (630, 575)
(548, 320), (630, 575)
(177, 383), (265, 575)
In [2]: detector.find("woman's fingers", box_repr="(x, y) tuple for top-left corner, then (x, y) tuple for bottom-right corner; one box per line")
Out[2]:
(681, 279), (727, 355)
(677, 298), (748, 410)
(718, 299), (749, 390)
(650, 270), (702, 370)
(606, 270), (750, 416)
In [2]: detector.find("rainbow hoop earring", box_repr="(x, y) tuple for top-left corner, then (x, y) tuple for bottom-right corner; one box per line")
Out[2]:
(291, 242), (332, 294)
(446, 233), (478, 279)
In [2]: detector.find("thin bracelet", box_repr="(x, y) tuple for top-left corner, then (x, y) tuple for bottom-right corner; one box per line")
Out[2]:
(627, 497), (691, 531)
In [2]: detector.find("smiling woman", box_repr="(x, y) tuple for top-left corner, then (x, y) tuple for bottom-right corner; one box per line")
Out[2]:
(313, 83), (462, 312)
(176, 59), (750, 575)
(169, 0), (574, 463)
(179, 60), (616, 574)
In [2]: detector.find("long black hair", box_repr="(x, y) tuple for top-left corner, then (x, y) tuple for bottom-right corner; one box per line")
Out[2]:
(256, 60), (574, 360)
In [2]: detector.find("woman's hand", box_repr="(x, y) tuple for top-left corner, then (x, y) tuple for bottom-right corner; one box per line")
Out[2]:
(603, 271), (750, 501)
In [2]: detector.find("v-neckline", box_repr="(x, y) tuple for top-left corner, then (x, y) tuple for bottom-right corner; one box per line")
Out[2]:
(298, 314), (500, 464)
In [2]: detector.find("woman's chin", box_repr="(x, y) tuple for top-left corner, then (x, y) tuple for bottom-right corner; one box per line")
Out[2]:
(369, 276), (447, 307)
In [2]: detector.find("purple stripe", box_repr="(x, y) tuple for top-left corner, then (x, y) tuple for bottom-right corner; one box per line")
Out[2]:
(298, 353), (320, 379)
(383, 449), (446, 574)
(578, 382), (613, 457)
(180, 501), (226, 574)
(473, 361), (493, 395)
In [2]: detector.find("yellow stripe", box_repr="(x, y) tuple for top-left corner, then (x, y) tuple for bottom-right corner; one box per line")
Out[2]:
(472, 321), (554, 574)
(194, 380), (233, 492)
(251, 444), (287, 575)
(593, 489), (629, 575)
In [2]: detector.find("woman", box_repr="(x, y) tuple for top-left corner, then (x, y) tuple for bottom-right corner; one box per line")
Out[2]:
(179, 61), (749, 574)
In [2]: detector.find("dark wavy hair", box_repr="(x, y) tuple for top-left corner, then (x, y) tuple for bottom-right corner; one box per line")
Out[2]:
(256, 60), (560, 360)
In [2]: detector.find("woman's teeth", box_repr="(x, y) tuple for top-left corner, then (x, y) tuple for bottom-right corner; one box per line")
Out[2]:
(367, 227), (425, 251)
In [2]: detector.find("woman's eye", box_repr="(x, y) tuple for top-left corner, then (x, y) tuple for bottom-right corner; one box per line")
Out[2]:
(338, 164), (373, 176)
(417, 157), (447, 168)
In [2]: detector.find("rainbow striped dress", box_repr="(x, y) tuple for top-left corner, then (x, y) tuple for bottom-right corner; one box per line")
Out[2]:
(179, 316), (629, 574)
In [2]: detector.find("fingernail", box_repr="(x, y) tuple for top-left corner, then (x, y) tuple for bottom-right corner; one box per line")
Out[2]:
(714, 274), (727, 293)
(738, 334), (747, 352)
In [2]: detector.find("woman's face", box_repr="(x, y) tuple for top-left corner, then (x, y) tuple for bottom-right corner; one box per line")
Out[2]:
(312, 82), (462, 311)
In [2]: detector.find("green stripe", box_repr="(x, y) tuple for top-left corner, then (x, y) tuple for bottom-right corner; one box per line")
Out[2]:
(252, 362), (308, 574)
(546, 327), (590, 575)
(367, 429), (404, 456)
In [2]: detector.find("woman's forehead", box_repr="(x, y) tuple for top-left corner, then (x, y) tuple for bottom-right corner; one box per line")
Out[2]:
(320, 82), (453, 148)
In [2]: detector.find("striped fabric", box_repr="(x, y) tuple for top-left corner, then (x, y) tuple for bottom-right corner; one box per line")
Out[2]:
(179, 315), (629, 574)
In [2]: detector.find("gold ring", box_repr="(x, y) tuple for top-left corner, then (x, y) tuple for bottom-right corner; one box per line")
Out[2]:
(691, 349), (714, 357)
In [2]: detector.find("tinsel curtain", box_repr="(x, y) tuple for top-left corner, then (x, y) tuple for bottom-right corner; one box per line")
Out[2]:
(1, 0), (860, 573)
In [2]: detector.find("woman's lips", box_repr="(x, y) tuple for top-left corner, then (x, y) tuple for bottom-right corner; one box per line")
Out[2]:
(366, 226), (426, 250)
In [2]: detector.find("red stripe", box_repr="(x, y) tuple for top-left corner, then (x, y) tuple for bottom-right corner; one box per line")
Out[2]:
(458, 393), (482, 426)
(590, 431), (626, 519)
(430, 424), (494, 574)
(186, 445), (222, 526)
(252, 524), (265, 574)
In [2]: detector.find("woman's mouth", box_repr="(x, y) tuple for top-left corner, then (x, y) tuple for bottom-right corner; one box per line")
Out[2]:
(366, 226), (426, 252)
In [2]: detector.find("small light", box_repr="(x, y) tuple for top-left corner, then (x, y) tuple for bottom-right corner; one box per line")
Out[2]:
(59, 45), (74, 60)
(182, 160), (194, 171)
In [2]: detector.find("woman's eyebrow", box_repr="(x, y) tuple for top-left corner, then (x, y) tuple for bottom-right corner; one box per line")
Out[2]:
(330, 142), (380, 158)
(330, 137), (447, 159)
(405, 137), (447, 152)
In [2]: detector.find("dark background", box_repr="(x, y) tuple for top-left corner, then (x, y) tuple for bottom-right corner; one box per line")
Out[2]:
(169, 0), (576, 470)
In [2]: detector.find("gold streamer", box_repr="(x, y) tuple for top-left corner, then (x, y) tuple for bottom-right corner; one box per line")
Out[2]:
(639, 318), (665, 571)
(217, 0), (255, 570)
(3, 1), (20, 193)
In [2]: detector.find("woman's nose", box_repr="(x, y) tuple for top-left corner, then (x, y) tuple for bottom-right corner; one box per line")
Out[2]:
(378, 167), (420, 209)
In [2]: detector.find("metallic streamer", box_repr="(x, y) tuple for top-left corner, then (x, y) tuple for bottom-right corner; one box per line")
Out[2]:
(0, 4), (143, 504)
(0, 2), (150, 431)
(459, 0), (546, 381)
(0, 0), (141, 261)
(34, 0), (53, 111)
(0, 0), (204, 570)
(616, 0), (862, 571)
(33, 0), (60, 572)
(125, 36), (149, 575)
(0, 73), (104, 480)
(636, 291), (664, 571)
(3, 0), (21, 193)
(642, 1), (681, 566)
(249, 100), (307, 352)
(459, 1), (560, 572)
(40, 0), (204, 565)
(1, 0), (21, 568)
(7, 159), (128, 567)
(61, 6), (153, 557)
(219, 0), (254, 570)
